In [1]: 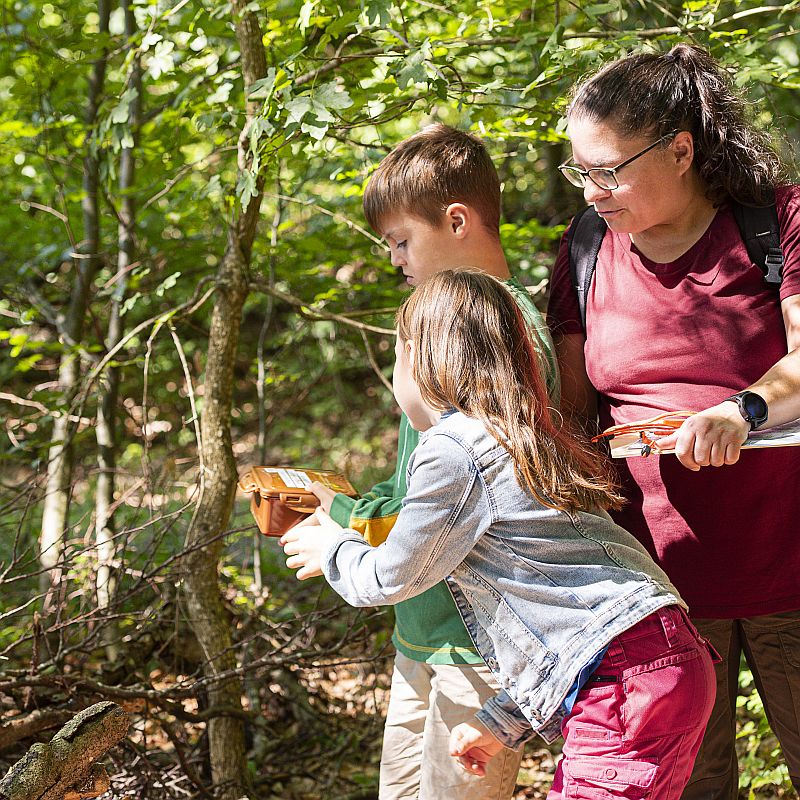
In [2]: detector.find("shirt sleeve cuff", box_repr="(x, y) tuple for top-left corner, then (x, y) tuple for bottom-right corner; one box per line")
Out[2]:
(321, 529), (367, 584)
(329, 493), (356, 527)
(475, 691), (536, 751)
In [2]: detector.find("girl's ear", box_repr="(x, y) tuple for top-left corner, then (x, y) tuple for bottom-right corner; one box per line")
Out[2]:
(444, 203), (471, 238)
(405, 339), (415, 370)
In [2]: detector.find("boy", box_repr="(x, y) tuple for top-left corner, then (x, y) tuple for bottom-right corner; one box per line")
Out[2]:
(310, 124), (560, 799)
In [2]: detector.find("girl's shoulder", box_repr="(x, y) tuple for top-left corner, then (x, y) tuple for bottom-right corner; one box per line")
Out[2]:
(421, 411), (507, 469)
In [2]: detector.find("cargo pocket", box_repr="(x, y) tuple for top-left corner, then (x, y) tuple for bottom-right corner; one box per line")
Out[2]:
(620, 647), (707, 741)
(564, 755), (657, 799)
(779, 624), (800, 669)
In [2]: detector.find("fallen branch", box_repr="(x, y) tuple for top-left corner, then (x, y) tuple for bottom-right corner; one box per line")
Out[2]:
(0, 709), (73, 752)
(0, 702), (129, 800)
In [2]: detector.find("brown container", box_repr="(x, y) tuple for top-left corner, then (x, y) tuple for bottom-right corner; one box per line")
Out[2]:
(238, 466), (357, 537)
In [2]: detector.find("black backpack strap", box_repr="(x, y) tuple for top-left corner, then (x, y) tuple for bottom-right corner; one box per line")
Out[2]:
(567, 206), (607, 332)
(731, 189), (783, 288)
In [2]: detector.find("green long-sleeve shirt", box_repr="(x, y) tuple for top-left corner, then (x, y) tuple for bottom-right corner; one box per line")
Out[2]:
(328, 276), (560, 665)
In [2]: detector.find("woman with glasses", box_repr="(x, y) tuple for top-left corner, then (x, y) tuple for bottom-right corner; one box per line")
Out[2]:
(547, 44), (800, 800)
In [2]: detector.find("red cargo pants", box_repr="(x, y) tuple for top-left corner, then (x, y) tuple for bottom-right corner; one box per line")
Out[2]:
(548, 605), (716, 800)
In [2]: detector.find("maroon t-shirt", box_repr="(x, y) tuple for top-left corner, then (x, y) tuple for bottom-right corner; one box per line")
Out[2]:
(548, 186), (800, 618)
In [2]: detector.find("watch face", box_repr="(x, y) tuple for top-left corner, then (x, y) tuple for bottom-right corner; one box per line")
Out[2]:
(742, 392), (768, 425)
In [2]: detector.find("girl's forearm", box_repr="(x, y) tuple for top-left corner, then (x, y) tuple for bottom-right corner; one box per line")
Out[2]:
(322, 532), (417, 606)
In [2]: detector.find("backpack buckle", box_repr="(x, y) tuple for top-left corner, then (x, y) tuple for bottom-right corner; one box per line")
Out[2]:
(764, 249), (784, 286)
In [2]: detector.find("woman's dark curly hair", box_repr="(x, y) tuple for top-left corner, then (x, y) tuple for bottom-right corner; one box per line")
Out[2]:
(567, 44), (786, 206)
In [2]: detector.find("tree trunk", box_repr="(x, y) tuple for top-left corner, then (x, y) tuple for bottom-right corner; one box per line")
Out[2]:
(180, 4), (268, 799)
(40, 0), (110, 591)
(95, 0), (141, 663)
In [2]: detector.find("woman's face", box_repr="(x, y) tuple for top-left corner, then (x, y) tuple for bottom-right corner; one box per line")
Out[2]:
(566, 115), (694, 235)
(393, 335), (439, 431)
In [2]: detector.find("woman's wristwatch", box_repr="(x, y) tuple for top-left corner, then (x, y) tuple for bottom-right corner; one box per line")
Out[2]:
(725, 391), (769, 431)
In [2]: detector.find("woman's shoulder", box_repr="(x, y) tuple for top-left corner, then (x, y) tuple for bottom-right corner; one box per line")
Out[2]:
(775, 184), (800, 219)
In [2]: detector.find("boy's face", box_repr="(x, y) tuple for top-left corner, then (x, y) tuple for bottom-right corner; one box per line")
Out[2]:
(380, 211), (462, 287)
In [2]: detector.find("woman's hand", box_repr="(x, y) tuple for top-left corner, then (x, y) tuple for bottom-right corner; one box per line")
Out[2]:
(280, 508), (344, 579)
(309, 481), (337, 514)
(449, 719), (504, 778)
(654, 401), (749, 471)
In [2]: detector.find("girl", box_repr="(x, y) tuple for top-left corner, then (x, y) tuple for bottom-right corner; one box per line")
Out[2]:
(283, 270), (715, 799)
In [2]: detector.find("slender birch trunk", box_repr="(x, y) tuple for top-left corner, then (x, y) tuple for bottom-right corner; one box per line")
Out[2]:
(180, 4), (268, 797)
(40, 0), (110, 591)
(95, 0), (141, 661)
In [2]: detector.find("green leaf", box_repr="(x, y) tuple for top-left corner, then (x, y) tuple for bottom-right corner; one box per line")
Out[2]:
(147, 40), (175, 80)
(237, 168), (258, 210)
(314, 82), (353, 112)
(364, 0), (391, 27)
(248, 67), (281, 101)
(207, 81), (233, 105)
(286, 96), (313, 124)
(120, 292), (142, 316)
(155, 272), (181, 297)
(297, 0), (315, 32)
(110, 86), (138, 124)
(14, 353), (42, 372)
(301, 120), (328, 140)
(584, 3), (617, 15)
(396, 42), (431, 89)
(540, 24), (564, 59)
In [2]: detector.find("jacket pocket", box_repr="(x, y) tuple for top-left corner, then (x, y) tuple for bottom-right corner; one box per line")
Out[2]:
(564, 755), (657, 799)
(455, 563), (556, 677)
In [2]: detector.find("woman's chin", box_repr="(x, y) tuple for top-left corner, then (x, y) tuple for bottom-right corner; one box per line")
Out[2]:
(596, 209), (632, 231)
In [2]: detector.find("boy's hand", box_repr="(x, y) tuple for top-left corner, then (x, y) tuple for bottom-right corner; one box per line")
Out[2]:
(280, 508), (343, 580)
(449, 719), (504, 777)
(309, 481), (337, 514)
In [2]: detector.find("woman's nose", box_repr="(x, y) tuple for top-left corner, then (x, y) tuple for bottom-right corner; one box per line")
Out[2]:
(583, 179), (612, 205)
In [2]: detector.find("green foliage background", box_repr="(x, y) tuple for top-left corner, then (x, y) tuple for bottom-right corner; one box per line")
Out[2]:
(1, 0), (799, 796)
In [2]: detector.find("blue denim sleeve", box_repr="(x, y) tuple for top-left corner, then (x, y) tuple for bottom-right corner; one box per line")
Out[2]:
(321, 433), (491, 606)
(476, 691), (536, 751)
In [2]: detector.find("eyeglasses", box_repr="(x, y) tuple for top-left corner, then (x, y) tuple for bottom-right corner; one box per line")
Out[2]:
(558, 131), (678, 191)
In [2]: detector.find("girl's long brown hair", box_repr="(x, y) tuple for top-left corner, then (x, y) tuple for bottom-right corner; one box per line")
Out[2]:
(396, 270), (623, 512)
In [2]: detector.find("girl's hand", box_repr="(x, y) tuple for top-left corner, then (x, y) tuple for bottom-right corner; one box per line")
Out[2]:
(449, 719), (504, 778)
(280, 508), (343, 580)
(309, 481), (337, 514)
(654, 401), (749, 471)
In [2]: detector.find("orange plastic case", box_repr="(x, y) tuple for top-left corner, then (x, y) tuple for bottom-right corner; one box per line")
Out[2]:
(238, 466), (357, 537)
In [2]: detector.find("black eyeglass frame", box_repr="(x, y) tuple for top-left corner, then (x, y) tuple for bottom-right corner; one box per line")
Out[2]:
(558, 131), (679, 191)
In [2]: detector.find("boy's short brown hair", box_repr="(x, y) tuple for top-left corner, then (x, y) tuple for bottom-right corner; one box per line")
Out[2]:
(363, 123), (501, 237)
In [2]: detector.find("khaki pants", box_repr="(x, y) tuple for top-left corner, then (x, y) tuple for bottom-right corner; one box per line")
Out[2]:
(379, 651), (523, 800)
(682, 611), (800, 800)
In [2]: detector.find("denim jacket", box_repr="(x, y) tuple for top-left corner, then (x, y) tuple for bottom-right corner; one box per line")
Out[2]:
(322, 411), (683, 747)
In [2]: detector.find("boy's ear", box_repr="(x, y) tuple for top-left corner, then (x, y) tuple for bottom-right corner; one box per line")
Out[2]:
(444, 203), (471, 238)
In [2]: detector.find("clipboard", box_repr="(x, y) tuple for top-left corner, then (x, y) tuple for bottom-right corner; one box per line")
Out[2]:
(609, 419), (800, 459)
